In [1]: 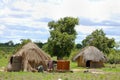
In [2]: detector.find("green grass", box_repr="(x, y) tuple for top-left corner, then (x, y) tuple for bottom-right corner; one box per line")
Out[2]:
(102, 64), (120, 72)
(0, 71), (120, 80)
(0, 57), (120, 80)
(70, 61), (85, 69)
(0, 56), (9, 67)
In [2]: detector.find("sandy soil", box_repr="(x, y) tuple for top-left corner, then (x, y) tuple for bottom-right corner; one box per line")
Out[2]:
(0, 67), (5, 72)
(72, 68), (105, 74)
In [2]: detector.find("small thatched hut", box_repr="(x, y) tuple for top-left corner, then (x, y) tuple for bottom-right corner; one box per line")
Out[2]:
(73, 46), (107, 68)
(7, 42), (51, 72)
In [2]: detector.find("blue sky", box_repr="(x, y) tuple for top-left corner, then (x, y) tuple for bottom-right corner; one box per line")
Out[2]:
(0, 0), (120, 44)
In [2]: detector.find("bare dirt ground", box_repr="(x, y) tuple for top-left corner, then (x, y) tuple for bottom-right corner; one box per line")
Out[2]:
(0, 67), (5, 72)
(72, 68), (105, 74)
(1, 67), (105, 74)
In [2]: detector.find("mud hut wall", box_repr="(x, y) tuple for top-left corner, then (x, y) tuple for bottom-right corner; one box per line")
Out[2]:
(11, 56), (22, 71)
(90, 61), (104, 68)
(77, 56), (85, 67)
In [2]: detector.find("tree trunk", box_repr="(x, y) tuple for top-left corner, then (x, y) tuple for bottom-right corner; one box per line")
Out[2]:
(57, 56), (63, 60)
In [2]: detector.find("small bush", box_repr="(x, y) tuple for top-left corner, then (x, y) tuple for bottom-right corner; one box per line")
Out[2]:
(108, 51), (120, 64)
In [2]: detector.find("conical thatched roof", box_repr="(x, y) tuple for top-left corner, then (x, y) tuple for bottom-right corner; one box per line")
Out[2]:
(73, 46), (107, 62)
(15, 42), (51, 62)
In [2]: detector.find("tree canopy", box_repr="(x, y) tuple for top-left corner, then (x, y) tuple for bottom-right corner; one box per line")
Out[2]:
(0, 40), (14, 47)
(20, 39), (32, 45)
(82, 29), (115, 55)
(47, 17), (79, 59)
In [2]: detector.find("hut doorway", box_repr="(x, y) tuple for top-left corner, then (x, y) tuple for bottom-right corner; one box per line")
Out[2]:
(10, 56), (13, 64)
(86, 60), (91, 67)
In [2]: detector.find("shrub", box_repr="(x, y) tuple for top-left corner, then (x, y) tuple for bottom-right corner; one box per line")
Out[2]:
(108, 50), (120, 64)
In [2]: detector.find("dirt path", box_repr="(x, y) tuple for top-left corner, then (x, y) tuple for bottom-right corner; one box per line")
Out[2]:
(72, 68), (105, 74)
(88, 69), (105, 74)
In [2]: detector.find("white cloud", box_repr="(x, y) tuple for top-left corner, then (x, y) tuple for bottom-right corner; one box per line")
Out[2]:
(106, 35), (120, 42)
(75, 25), (113, 35)
(0, 15), (49, 30)
(0, 7), (10, 16)
(0, 1), (52, 30)
(12, 1), (32, 11)
(1, 0), (120, 20)
(0, 0), (120, 43)
(24, 30), (49, 35)
(1, 0), (120, 25)
(0, 25), (6, 34)
(32, 38), (48, 43)
(48, 0), (120, 21)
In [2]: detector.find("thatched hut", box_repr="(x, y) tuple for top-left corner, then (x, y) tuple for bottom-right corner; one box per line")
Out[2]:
(73, 46), (107, 68)
(7, 42), (51, 72)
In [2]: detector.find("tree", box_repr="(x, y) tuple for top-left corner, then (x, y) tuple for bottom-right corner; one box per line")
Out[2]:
(35, 41), (44, 48)
(0, 40), (14, 47)
(75, 43), (82, 49)
(42, 42), (49, 53)
(20, 39), (32, 45)
(108, 50), (120, 64)
(47, 17), (79, 59)
(82, 29), (115, 55)
(6, 40), (14, 46)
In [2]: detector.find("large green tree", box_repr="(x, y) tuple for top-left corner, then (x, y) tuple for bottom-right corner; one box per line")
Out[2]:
(47, 17), (79, 59)
(82, 29), (115, 55)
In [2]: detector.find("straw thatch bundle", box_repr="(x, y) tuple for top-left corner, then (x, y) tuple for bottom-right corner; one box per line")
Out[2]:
(7, 42), (51, 72)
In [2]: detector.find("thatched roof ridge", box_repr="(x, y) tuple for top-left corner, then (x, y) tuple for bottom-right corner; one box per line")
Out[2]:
(73, 46), (107, 62)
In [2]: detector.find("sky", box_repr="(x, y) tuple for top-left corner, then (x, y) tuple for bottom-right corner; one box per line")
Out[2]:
(0, 0), (120, 44)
